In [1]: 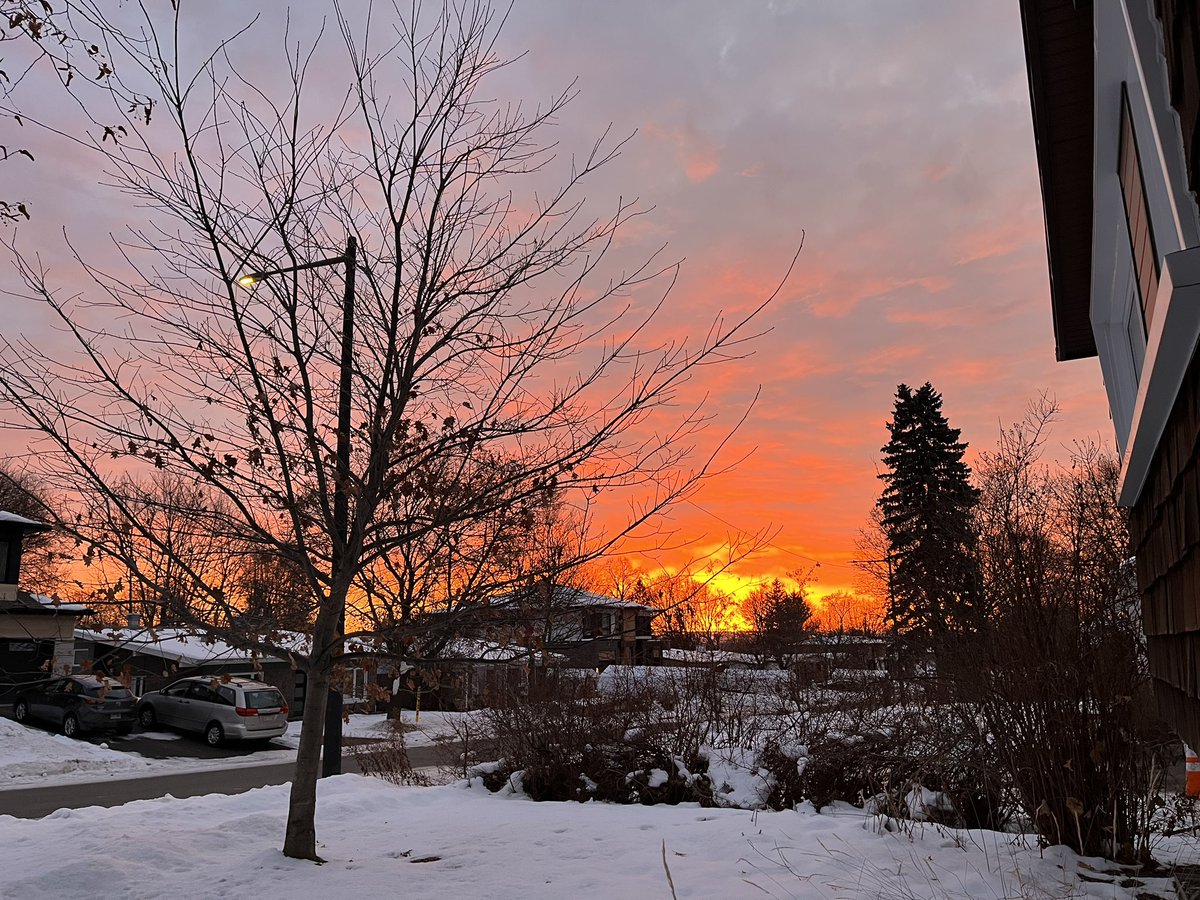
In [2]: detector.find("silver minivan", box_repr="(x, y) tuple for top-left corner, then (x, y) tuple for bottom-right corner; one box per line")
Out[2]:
(136, 676), (289, 746)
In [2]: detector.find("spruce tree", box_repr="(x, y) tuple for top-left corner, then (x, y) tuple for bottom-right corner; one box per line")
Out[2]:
(878, 382), (980, 637)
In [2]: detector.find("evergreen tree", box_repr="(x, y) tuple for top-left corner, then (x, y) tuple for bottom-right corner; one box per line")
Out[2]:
(744, 577), (814, 668)
(878, 383), (980, 637)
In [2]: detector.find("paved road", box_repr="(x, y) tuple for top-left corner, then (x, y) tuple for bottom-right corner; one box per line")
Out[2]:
(0, 744), (445, 819)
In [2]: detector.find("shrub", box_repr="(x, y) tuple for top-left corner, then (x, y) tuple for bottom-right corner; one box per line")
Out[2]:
(349, 721), (431, 786)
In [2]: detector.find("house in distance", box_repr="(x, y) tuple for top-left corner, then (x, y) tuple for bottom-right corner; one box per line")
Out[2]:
(0, 511), (91, 699)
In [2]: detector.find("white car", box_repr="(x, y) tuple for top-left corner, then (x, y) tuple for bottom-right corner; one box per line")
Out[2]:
(136, 676), (289, 746)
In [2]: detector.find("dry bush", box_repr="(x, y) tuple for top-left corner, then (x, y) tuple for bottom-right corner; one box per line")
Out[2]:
(476, 671), (715, 804)
(752, 677), (1010, 829)
(950, 411), (1172, 862)
(349, 722), (431, 787)
(434, 710), (491, 781)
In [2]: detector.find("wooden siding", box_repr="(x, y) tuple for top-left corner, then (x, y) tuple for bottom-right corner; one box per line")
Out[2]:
(1131, 350), (1200, 749)
(1138, 1), (1200, 750)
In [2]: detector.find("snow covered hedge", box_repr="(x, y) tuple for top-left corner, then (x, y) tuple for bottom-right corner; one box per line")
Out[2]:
(461, 666), (1007, 828)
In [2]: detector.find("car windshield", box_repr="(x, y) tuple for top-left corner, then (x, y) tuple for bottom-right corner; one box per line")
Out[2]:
(243, 690), (284, 709)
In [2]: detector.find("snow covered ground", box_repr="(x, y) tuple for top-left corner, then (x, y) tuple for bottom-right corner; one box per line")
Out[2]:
(342, 709), (479, 748)
(0, 775), (1182, 899)
(1, 711), (1193, 897)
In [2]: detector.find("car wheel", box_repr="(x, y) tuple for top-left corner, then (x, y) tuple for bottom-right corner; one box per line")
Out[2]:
(13, 700), (28, 723)
(204, 722), (224, 747)
(63, 714), (81, 739)
(138, 706), (156, 728)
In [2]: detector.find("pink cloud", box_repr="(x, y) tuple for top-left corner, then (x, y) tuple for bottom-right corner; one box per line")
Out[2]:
(643, 120), (721, 183)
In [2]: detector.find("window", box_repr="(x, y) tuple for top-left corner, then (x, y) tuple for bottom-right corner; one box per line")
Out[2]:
(583, 611), (616, 637)
(86, 684), (133, 700)
(1119, 85), (1160, 333)
(342, 667), (367, 701)
(0, 541), (8, 583)
(187, 683), (222, 704)
(243, 689), (285, 710)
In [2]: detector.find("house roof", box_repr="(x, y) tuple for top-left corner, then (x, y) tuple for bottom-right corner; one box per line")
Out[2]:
(439, 638), (565, 662)
(661, 647), (756, 666)
(534, 586), (659, 613)
(0, 591), (91, 616)
(0, 511), (51, 532)
(75, 626), (287, 668)
(1018, 0), (1097, 361)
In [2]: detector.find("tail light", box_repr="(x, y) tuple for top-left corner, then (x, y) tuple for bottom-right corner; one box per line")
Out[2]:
(279, 705), (288, 716)
(235, 707), (258, 717)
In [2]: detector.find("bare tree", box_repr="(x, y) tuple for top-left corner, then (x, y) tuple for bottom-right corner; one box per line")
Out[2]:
(954, 400), (1164, 860)
(812, 589), (883, 635)
(79, 474), (240, 629)
(639, 570), (739, 650)
(0, 1), (154, 221)
(851, 504), (891, 616)
(0, 1), (792, 860)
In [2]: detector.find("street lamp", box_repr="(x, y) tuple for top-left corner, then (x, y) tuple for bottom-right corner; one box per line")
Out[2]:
(237, 236), (356, 778)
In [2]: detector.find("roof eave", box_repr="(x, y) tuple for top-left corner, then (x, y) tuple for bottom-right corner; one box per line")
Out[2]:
(1019, 0), (1098, 361)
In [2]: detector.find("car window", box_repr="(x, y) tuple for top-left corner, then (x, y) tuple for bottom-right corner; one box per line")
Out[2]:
(162, 682), (193, 697)
(40, 678), (67, 694)
(243, 689), (285, 710)
(187, 683), (219, 703)
(61, 680), (81, 695)
(217, 686), (237, 705)
(85, 684), (133, 700)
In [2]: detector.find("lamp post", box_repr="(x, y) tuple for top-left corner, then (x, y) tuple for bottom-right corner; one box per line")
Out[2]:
(238, 236), (356, 778)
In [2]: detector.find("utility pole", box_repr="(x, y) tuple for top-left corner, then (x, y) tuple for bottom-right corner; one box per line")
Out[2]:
(237, 235), (357, 778)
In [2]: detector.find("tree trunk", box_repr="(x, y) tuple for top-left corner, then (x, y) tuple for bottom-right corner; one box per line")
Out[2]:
(282, 662), (329, 860)
(282, 601), (341, 861)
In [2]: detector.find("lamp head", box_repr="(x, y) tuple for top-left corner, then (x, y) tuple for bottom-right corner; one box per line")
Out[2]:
(237, 274), (260, 287)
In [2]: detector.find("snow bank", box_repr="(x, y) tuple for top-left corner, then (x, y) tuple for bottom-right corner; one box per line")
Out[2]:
(0, 718), (155, 784)
(0, 718), (299, 789)
(0, 776), (1173, 898)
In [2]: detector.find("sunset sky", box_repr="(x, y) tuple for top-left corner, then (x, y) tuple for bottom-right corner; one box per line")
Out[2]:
(482, 0), (1112, 601)
(0, 1), (1111, 604)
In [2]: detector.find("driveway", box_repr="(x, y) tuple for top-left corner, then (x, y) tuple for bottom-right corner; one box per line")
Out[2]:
(82, 726), (293, 759)
(4, 709), (298, 760)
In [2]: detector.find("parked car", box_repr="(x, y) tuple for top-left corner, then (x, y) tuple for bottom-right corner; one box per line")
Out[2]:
(13, 674), (137, 738)
(136, 676), (289, 746)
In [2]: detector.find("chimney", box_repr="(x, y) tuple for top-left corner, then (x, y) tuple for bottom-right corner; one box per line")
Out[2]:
(0, 511), (52, 602)
(127, 612), (142, 630)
